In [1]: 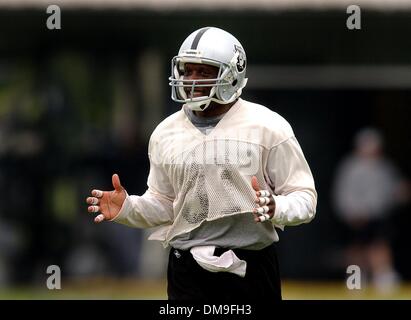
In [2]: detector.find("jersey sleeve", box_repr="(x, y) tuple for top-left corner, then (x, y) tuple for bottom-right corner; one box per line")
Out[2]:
(112, 136), (175, 228)
(267, 136), (317, 227)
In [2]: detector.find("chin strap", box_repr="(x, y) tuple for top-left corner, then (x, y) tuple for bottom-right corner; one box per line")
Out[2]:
(186, 99), (212, 111)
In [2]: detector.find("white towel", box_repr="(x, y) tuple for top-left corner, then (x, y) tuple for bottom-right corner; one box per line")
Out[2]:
(190, 246), (247, 278)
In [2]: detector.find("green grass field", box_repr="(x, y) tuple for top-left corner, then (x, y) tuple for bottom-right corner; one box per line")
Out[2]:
(1, 278), (410, 300)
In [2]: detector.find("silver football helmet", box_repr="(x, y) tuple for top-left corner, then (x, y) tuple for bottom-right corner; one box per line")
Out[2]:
(169, 27), (248, 111)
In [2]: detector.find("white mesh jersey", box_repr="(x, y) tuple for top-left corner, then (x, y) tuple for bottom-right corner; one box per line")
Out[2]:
(113, 98), (317, 248)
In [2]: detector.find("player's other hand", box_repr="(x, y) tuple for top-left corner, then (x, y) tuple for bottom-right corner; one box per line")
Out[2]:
(251, 176), (276, 223)
(86, 173), (127, 223)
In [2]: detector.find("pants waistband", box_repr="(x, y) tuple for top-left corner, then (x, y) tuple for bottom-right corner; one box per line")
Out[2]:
(171, 243), (275, 259)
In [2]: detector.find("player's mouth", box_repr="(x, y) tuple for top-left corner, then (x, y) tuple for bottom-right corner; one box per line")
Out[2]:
(185, 89), (208, 98)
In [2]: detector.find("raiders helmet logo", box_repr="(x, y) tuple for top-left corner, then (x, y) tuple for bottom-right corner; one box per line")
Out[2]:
(234, 45), (246, 72)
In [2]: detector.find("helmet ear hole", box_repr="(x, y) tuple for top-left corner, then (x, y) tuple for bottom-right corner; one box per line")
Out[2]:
(232, 79), (237, 86)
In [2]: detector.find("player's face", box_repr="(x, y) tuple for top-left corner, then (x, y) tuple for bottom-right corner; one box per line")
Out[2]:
(183, 63), (219, 98)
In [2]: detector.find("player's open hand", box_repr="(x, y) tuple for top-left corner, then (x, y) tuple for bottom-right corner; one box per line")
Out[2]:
(86, 174), (127, 223)
(251, 176), (276, 223)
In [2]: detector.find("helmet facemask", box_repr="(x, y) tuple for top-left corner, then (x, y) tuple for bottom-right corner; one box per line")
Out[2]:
(169, 27), (248, 111)
(169, 54), (246, 111)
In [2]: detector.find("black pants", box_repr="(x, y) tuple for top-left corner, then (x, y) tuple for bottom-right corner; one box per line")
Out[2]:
(167, 243), (282, 301)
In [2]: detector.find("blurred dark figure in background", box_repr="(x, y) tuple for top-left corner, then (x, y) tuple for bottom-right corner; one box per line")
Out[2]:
(332, 128), (409, 294)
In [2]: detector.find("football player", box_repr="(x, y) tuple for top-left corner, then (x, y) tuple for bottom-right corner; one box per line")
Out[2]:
(86, 27), (317, 300)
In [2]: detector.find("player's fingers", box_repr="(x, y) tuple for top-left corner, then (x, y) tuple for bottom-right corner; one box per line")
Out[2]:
(258, 213), (271, 222)
(252, 210), (271, 223)
(252, 210), (261, 222)
(94, 214), (105, 223)
(88, 205), (100, 213)
(255, 206), (270, 215)
(91, 190), (104, 198)
(253, 205), (273, 223)
(86, 197), (99, 205)
(256, 196), (271, 205)
(112, 174), (123, 192)
(251, 176), (260, 192)
(256, 190), (270, 197)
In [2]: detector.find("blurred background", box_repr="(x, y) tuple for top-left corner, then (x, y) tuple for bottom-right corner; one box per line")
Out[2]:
(0, 0), (411, 299)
